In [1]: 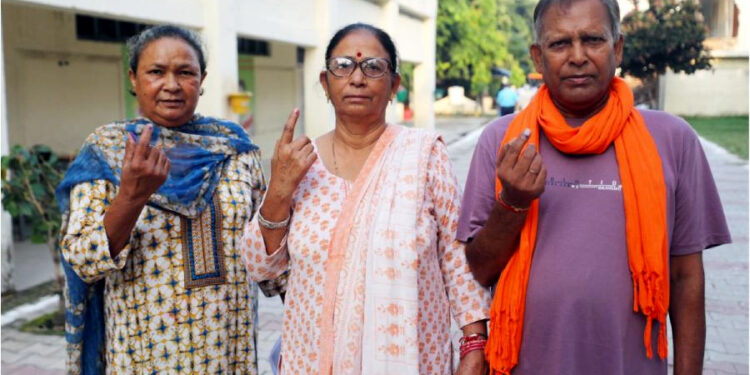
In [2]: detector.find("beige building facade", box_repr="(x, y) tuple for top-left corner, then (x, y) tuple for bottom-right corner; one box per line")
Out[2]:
(0, 0), (438, 291)
(620, 0), (749, 116)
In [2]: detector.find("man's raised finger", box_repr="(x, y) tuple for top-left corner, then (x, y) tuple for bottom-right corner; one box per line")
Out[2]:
(500, 129), (532, 167)
(534, 164), (548, 187)
(279, 108), (300, 145)
(514, 143), (538, 173)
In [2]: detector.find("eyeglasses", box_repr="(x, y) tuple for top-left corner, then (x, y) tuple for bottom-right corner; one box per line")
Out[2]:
(326, 56), (393, 78)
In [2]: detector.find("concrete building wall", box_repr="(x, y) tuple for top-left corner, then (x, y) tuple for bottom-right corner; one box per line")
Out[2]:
(618, 0), (748, 116)
(3, 3), (125, 155)
(3, 0), (203, 28)
(252, 42), (303, 156)
(233, 1), (317, 47)
(661, 57), (749, 116)
(661, 0), (748, 116)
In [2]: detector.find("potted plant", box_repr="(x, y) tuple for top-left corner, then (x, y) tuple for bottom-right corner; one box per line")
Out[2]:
(1, 144), (66, 329)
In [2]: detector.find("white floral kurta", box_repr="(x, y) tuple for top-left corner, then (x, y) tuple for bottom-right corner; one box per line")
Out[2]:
(61, 150), (265, 374)
(242, 130), (490, 374)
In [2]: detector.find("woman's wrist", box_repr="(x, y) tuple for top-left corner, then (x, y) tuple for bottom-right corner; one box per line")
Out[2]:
(116, 184), (149, 207)
(260, 192), (292, 222)
(257, 209), (291, 230)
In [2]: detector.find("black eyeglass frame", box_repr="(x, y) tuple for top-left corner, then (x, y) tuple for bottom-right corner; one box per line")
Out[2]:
(325, 56), (396, 78)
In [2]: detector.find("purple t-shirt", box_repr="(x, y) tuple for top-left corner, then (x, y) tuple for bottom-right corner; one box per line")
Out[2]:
(457, 110), (731, 375)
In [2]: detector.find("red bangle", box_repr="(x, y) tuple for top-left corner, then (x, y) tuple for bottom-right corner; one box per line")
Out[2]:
(459, 333), (487, 345)
(459, 340), (487, 359)
(496, 191), (529, 213)
(459, 333), (487, 360)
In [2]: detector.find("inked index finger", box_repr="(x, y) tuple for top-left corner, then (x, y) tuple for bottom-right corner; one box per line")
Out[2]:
(279, 109), (300, 145)
(499, 128), (532, 169)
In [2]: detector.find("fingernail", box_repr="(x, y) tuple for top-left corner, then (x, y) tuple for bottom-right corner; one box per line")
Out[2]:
(527, 144), (536, 151)
(522, 128), (531, 138)
(294, 108), (300, 115)
(147, 124), (153, 130)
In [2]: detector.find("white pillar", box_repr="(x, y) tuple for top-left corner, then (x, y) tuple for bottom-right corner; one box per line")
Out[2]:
(736, 0), (748, 52)
(197, 0), (240, 123)
(413, 17), (436, 130)
(302, 0), (341, 138)
(1, 24), (15, 292)
(379, 0), (401, 125)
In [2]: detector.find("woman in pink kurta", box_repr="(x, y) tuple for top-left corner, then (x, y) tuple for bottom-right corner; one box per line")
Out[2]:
(241, 23), (490, 375)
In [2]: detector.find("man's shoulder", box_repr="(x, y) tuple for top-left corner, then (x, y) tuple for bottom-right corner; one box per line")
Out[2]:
(638, 109), (694, 133)
(479, 115), (516, 149)
(638, 109), (699, 144)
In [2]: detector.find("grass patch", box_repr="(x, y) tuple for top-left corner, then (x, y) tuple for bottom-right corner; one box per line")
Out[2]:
(684, 116), (748, 159)
(20, 311), (65, 336)
(1, 280), (60, 313)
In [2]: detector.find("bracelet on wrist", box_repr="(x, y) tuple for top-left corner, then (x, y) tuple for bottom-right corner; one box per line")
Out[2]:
(459, 333), (488, 345)
(497, 191), (530, 213)
(257, 210), (291, 230)
(459, 338), (487, 360)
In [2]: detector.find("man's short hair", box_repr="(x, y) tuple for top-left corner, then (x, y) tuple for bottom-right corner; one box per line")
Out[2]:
(533, 0), (621, 42)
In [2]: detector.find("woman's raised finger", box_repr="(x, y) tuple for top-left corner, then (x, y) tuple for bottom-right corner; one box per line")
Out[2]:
(278, 109), (300, 145)
(299, 142), (314, 157)
(135, 125), (153, 160)
(124, 133), (136, 163)
(290, 136), (311, 151)
(157, 149), (171, 176)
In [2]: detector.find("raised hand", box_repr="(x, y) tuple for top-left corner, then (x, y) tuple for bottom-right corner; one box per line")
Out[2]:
(262, 109), (317, 221)
(119, 124), (170, 205)
(495, 129), (546, 208)
(104, 124), (170, 257)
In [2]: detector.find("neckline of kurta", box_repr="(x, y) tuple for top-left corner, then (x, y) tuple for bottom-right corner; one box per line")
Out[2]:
(313, 125), (394, 188)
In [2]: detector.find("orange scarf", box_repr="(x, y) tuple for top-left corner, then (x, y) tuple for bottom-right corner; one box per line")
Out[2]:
(487, 77), (669, 374)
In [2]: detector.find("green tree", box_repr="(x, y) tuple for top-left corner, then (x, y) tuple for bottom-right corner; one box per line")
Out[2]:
(2, 145), (66, 302)
(437, 0), (528, 97)
(620, 0), (711, 108)
(498, 0), (536, 76)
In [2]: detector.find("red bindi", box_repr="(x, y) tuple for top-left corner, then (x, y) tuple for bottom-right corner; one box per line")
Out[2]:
(356, 52), (362, 58)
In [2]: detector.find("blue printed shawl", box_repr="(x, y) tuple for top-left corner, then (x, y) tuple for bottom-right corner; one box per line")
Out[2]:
(56, 115), (256, 374)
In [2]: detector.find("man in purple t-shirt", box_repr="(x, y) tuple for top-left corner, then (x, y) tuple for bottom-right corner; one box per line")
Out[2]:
(457, 0), (731, 374)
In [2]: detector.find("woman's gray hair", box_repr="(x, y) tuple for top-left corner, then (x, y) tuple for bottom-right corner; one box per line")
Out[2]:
(127, 25), (207, 73)
(533, 0), (621, 42)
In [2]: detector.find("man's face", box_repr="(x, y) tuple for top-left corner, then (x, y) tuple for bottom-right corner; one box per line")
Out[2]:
(530, 0), (623, 117)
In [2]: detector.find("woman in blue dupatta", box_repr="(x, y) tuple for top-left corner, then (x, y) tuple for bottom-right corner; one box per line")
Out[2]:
(57, 25), (282, 374)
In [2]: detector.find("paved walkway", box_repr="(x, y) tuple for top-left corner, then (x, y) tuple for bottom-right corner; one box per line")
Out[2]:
(698, 141), (749, 375)
(2, 118), (747, 374)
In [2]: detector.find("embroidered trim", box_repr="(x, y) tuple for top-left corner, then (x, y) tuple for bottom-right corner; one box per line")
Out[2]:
(181, 194), (227, 288)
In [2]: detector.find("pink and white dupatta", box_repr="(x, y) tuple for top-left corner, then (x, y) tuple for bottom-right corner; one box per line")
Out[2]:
(317, 125), (440, 375)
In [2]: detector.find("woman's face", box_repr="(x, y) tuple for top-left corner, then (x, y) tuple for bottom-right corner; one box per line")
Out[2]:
(320, 30), (400, 122)
(129, 37), (205, 128)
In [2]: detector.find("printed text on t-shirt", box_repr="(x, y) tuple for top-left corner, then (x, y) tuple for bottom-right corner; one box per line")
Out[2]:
(546, 176), (622, 191)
